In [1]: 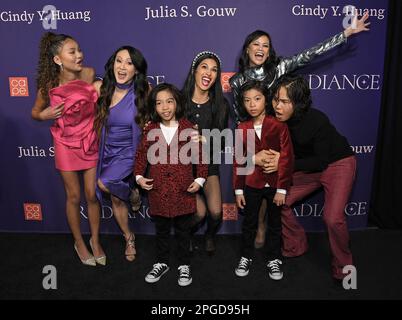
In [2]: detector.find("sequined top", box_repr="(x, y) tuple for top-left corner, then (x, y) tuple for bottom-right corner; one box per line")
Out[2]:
(229, 31), (347, 123)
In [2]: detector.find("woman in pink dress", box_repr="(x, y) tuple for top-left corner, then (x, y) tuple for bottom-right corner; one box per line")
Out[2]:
(31, 32), (106, 266)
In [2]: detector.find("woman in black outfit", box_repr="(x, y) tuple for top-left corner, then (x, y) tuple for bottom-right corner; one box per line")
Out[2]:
(182, 51), (229, 255)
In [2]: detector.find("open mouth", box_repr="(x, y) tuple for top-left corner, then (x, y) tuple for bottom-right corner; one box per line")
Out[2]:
(201, 76), (211, 87)
(254, 52), (265, 59)
(161, 112), (171, 118)
(117, 71), (127, 80)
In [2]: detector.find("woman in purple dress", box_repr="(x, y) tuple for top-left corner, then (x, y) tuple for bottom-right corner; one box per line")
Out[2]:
(94, 46), (149, 261)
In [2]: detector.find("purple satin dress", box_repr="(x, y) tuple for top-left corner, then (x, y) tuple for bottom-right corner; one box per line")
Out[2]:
(96, 87), (141, 201)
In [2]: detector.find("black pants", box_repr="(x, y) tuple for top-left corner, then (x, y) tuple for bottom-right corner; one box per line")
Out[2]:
(242, 186), (282, 260)
(153, 214), (193, 266)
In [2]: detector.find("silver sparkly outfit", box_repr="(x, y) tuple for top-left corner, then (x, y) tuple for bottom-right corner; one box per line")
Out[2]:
(229, 31), (347, 122)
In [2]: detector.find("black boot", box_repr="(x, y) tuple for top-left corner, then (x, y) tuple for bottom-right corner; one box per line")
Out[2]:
(205, 214), (222, 255)
(189, 215), (204, 253)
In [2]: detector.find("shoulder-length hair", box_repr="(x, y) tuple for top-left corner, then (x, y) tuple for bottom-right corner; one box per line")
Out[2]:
(238, 30), (280, 75)
(147, 83), (184, 123)
(272, 74), (312, 120)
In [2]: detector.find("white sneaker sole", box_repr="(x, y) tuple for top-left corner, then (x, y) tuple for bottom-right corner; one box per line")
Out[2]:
(235, 269), (249, 277)
(178, 278), (192, 286)
(269, 272), (283, 280)
(145, 267), (169, 283)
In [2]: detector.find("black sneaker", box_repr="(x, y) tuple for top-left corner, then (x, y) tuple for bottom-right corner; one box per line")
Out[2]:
(267, 259), (283, 280)
(145, 263), (169, 283)
(235, 257), (252, 277)
(178, 265), (192, 286)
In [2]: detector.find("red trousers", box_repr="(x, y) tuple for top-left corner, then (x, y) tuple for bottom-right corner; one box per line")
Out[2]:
(281, 156), (356, 279)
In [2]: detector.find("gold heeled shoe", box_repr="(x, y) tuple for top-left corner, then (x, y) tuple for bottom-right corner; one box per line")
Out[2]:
(74, 243), (96, 266)
(124, 232), (136, 262)
(89, 238), (107, 266)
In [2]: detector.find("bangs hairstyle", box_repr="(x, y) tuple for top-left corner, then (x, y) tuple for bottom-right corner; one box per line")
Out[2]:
(147, 83), (184, 123)
(237, 80), (270, 121)
(272, 74), (312, 120)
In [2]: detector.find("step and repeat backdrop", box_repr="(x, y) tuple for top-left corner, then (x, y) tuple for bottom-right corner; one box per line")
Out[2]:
(0, 0), (388, 234)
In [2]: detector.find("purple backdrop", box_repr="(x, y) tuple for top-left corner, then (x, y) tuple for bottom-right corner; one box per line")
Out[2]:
(0, 0), (388, 234)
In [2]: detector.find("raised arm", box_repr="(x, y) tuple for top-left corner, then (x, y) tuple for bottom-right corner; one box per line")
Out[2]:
(277, 12), (370, 77)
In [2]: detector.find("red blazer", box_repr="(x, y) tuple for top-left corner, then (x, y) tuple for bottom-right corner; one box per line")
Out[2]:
(134, 118), (208, 217)
(233, 115), (294, 191)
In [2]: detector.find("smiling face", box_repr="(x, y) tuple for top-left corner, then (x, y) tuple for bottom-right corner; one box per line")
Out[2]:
(272, 86), (295, 122)
(243, 88), (266, 122)
(155, 89), (177, 125)
(113, 49), (136, 85)
(247, 35), (270, 67)
(53, 38), (84, 72)
(194, 58), (218, 92)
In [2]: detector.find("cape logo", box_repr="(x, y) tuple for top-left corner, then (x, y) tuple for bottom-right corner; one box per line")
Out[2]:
(9, 77), (29, 97)
(221, 72), (236, 93)
(223, 203), (238, 221)
(24, 203), (43, 221)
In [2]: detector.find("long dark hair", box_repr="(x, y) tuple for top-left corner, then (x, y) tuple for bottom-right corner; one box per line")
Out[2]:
(36, 32), (74, 106)
(272, 74), (312, 120)
(238, 30), (280, 75)
(94, 46), (148, 135)
(147, 83), (184, 123)
(237, 80), (271, 121)
(182, 51), (228, 131)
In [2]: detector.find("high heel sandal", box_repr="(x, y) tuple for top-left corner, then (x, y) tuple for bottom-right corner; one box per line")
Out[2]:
(89, 238), (107, 266)
(74, 243), (96, 267)
(124, 232), (136, 262)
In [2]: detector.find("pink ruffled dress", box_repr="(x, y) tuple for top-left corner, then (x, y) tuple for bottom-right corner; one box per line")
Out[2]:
(49, 79), (99, 171)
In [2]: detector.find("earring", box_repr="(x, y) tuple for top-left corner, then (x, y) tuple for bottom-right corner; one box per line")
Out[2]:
(59, 63), (63, 71)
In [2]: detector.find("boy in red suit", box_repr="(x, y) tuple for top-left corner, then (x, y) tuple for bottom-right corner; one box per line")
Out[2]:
(233, 81), (294, 280)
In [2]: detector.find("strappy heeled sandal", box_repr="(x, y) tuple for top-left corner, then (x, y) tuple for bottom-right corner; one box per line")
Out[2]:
(124, 232), (136, 262)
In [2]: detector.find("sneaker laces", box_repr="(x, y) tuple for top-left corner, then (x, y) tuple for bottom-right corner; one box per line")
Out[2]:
(178, 265), (190, 278)
(267, 259), (282, 272)
(150, 263), (166, 276)
(238, 257), (251, 270)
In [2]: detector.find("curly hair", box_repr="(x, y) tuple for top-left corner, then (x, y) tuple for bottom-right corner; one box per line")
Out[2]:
(36, 32), (73, 106)
(94, 46), (149, 136)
